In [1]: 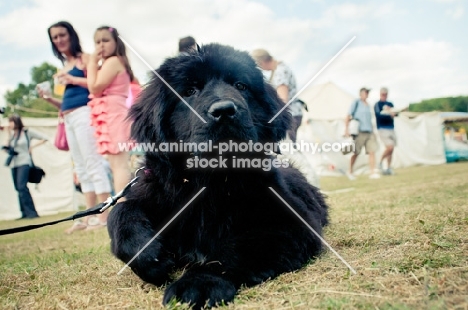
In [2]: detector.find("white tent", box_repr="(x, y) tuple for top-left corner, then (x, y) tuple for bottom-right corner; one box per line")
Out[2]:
(0, 117), (79, 220)
(296, 82), (447, 177)
(299, 81), (355, 121)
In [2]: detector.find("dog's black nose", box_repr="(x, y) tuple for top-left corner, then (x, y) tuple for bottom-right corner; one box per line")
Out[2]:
(208, 100), (237, 121)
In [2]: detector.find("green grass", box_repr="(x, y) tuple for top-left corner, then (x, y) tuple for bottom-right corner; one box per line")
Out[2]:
(1, 162), (467, 309)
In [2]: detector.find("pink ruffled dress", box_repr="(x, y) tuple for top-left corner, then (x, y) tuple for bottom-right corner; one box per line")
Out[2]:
(88, 72), (131, 155)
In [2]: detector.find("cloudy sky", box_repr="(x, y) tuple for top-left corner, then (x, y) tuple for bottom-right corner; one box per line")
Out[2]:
(0, 0), (467, 110)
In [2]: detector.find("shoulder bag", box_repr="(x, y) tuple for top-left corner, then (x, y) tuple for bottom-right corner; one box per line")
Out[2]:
(348, 100), (360, 137)
(54, 112), (69, 151)
(24, 130), (46, 183)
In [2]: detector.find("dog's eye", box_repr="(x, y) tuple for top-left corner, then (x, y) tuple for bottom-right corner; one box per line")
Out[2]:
(234, 82), (247, 91)
(183, 87), (197, 97)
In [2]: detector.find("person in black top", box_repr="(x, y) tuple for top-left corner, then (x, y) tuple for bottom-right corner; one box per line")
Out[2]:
(374, 87), (397, 175)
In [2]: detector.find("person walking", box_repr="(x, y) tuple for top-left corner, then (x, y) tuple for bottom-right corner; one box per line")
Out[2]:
(374, 87), (397, 175)
(344, 88), (380, 180)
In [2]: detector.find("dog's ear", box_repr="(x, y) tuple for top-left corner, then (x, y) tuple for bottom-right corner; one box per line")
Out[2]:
(128, 78), (169, 144)
(262, 84), (292, 142)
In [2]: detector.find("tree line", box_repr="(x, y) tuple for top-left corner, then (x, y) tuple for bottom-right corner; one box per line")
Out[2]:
(409, 96), (468, 113)
(3, 62), (59, 118)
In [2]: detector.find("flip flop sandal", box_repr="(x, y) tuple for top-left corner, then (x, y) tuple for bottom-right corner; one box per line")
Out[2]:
(65, 220), (87, 234)
(85, 216), (107, 231)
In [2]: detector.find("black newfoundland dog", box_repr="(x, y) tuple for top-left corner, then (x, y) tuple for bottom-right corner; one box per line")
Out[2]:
(108, 44), (329, 309)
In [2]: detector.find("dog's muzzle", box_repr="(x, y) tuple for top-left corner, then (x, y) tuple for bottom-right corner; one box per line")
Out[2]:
(207, 100), (237, 122)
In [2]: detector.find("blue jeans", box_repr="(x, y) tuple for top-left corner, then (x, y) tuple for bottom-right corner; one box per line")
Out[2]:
(11, 165), (39, 218)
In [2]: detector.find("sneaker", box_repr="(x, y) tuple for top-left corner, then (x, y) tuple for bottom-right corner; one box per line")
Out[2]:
(386, 168), (394, 175)
(346, 172), (356, 180)
(369, 172), (381, 179)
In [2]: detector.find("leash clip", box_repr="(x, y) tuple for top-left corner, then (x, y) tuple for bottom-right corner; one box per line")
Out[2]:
(99, 174), (140, 212)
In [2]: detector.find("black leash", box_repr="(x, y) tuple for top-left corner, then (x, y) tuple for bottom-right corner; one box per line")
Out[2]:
(0, 174), (141, 236)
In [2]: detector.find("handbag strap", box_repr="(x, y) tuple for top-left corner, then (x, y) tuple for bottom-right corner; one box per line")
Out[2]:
(351, 100), (360, 119)
(9, 132), (20, 148)
(58, 112), (65, 123)
(24, 129), (35, 167)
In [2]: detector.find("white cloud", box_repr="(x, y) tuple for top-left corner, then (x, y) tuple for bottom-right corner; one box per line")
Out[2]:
(0, 0), (315, 83)
(310, 2), (402, 34)
(301, 40), (468, 108)
(446, 6), (464, 19)
(432, 0), (466, 19)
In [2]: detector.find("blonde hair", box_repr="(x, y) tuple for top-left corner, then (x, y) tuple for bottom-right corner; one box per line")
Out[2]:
(251, 48), (272, 63)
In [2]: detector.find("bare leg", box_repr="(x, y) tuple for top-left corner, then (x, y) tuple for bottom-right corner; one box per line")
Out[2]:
(84, 191), (97, 209)
(108, 152), (131, 202)
(380, 145), (392, 166)
(86, 192), (111, 224)
(85, 153), (130, 230)
(97, 193), (110, 223)
(385, 145), (394, 168)
(85, 191), (111, 220)
(369, 152), (375, 172)
(84, 191), (111, 231)
(85, 152), (129, 231)
(349, 154), (358, 174)
(380, 150), (388, 165)
(65, 191), (100, 234)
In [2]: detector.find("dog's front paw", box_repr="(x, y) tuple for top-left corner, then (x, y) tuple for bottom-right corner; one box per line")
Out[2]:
(163, 273), (236, 309)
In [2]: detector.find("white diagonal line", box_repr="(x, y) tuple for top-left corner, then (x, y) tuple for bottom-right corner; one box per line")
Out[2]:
(117, 187), (206, 275)
(119, 36), (207, 124)
(268, 36), (356, 123)
(268, 187), (357, 274)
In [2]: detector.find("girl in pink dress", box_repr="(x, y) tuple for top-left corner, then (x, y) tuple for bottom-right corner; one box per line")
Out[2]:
(87, 26), (134, 204)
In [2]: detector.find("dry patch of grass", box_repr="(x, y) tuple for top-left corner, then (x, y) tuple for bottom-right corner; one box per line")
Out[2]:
(1, 162), (467, 309)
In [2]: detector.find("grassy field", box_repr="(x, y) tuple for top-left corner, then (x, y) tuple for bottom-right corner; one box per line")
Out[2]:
(0, 162), (467, 309)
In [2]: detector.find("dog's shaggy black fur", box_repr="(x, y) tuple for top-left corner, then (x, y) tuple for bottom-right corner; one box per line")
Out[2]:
(108, 44), (329, 309)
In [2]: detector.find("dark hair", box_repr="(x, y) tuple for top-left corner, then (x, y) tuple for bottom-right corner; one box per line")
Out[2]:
(8, 114), (24, 132)
(96, 26), (134, 81)
(48, 21), (83, 63)
(178, 36), (196, 53)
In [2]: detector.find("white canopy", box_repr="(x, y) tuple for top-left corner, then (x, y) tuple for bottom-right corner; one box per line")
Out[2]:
(299, 81), (355, 121)
(296, 111), (447, 177)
